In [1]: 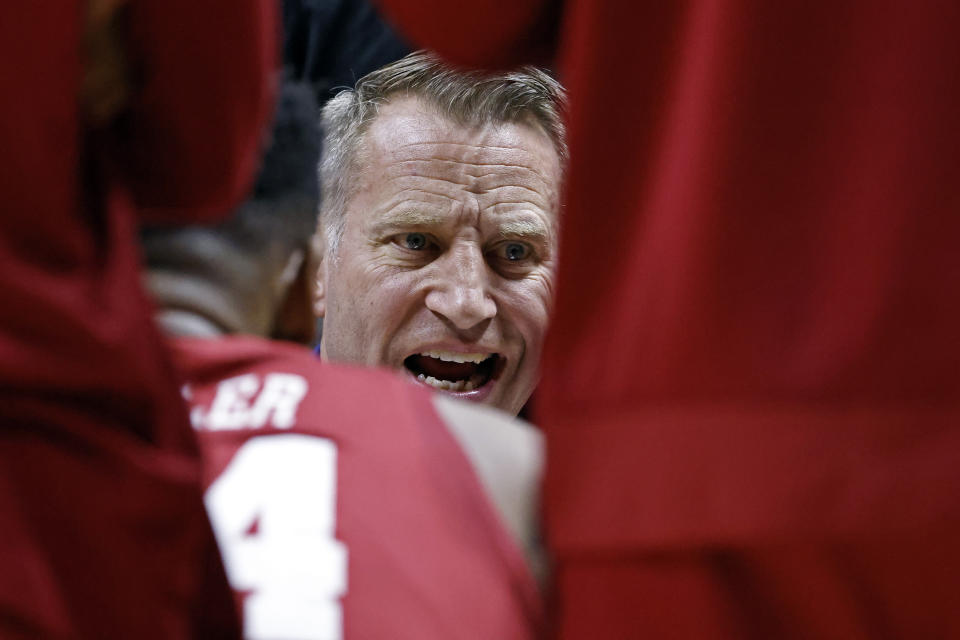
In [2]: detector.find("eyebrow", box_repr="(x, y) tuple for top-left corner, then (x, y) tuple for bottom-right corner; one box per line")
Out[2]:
(498, 220), (549, 242)
(370, 209), (447, 235)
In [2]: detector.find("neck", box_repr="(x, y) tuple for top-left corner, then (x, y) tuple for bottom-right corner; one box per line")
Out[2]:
(146, 270), (268, 337)
(155, 309), (227, 337)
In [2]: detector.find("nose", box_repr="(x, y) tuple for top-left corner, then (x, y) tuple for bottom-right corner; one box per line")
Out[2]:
(424, 243), (497, 331)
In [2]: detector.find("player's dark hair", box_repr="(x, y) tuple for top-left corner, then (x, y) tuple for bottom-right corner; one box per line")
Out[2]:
(142, 80), (321, 281)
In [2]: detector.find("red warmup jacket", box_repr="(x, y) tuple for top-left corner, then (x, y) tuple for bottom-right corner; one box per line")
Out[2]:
(0, 2), (276, 637)
(376, 1), (960, 637)
(171, 335), (543, 640)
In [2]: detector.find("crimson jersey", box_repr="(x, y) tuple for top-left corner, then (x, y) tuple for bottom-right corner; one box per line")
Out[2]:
(170, 335), (542, 640)
(375, 1), (960, 637)
(0, 3), (275, 637)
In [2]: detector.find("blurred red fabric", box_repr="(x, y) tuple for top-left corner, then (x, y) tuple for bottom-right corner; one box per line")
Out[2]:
(376, 1), (960, 637)
(0, 1), (277, 637)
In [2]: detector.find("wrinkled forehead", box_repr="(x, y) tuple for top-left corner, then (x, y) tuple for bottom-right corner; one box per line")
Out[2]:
(358, 96), (563, 203)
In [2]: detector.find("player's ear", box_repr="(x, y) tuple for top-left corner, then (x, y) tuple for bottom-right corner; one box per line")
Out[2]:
(313, 233), (327, 319)
(271, 247), (316, 345)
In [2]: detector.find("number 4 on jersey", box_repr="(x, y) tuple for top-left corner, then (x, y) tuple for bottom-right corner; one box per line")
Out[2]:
(206, 435), (348, 640)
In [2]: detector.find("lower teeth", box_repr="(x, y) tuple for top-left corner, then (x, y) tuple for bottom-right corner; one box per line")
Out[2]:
(417, 373), (481, 391)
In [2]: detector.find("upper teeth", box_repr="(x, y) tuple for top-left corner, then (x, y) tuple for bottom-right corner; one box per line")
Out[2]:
(420, 350), (491, 364)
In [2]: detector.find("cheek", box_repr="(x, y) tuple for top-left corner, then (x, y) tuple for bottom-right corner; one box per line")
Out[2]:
(502, 279), (553, 346)
(367, 275), (420, 313)
(337, 267), (423, 340)
(326, 263), (381, 333)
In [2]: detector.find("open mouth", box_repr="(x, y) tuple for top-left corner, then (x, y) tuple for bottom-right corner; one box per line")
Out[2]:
(403, 350), (501, 392)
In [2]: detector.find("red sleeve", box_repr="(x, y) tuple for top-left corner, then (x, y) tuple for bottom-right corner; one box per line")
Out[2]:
(121, 0), (279, 224)
(374, 0), (557, 68)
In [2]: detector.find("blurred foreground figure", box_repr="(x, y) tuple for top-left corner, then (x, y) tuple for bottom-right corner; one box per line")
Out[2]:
(376, 1), (960, 637)
(144, 82), (544, 640)
(0, 1), (275, 637)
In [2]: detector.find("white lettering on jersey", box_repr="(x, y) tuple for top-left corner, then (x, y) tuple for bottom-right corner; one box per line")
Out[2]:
(206, 435), (348, 640)
(192, 373), (308, 431)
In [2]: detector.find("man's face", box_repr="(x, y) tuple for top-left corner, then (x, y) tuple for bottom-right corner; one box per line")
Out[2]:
(316, 97), (561, 416)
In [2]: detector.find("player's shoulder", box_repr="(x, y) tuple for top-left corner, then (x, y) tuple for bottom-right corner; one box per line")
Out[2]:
(431, 395), (544, 571)
(432, 396), (543, 475)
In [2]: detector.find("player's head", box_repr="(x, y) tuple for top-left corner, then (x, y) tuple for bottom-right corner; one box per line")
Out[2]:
(314, 51), (567, 415)
(143, 80), (321, 342)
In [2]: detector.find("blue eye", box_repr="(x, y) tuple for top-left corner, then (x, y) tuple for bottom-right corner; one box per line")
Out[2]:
(503, 242), (529, 261)
(404, 233), (428, 250)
